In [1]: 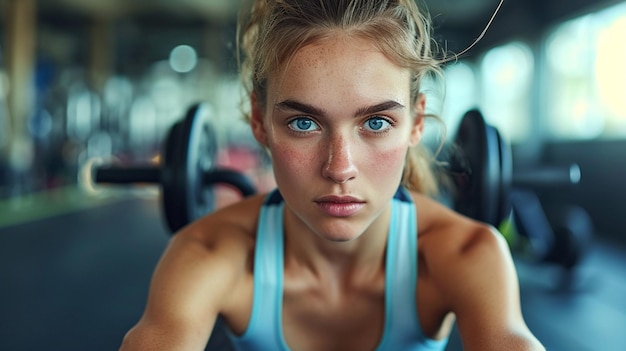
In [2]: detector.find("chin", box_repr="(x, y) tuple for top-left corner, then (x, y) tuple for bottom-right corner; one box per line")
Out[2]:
(315, 229), (363, 243)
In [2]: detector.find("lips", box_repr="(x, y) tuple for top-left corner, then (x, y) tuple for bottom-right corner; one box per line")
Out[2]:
(314, 195), (365, 217)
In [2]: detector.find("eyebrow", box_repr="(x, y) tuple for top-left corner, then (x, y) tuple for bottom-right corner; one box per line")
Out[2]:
(274, 99), (405, 118)
(354, 100), (405, 117)
(275, 100), (326, 117)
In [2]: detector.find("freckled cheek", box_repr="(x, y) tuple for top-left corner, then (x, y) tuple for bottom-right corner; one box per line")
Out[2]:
(270, 143), (319, 181)
(364, 145), (407, 181)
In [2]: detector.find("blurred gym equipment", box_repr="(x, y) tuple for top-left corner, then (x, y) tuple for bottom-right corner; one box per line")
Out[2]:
(92, 103), (257, 233)
(451, 109), (594, 274)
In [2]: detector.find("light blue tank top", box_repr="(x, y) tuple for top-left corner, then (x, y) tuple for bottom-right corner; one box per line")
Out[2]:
(225, 188), (449, 351)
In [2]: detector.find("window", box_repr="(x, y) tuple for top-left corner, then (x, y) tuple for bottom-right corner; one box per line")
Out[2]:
(441, 60), (478, 134)
(441, 41), (534, 145)
(479, 41), (534, 143)
(543, 2), (626, 140)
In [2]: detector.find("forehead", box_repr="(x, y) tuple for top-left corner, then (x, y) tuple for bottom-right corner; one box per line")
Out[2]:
(267, 35), (411, 106)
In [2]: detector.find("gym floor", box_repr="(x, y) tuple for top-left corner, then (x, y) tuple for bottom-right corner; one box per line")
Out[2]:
(1, 191), (625, 351)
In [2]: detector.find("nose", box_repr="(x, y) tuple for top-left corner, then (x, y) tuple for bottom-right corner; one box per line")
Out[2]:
(321, 134), (358, 183)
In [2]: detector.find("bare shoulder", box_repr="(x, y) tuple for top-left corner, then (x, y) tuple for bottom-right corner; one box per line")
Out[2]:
(152, 192), (267, 311)
(411, 191), (506, 254)
(119, 194), (267, 351)
(411, 192), (545, 351)
(178, 192), (267, 253)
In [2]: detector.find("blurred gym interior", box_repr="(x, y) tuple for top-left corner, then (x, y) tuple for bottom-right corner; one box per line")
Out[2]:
(1, 0), (625, 350)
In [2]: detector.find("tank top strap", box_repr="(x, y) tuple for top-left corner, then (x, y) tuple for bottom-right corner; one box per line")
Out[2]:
(377, 187), (450, 351)
(226, 189), (290, 351)
(376, 187), (419, 347)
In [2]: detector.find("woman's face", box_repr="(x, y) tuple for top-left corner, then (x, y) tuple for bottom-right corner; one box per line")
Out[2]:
(251, 35), (424, 242)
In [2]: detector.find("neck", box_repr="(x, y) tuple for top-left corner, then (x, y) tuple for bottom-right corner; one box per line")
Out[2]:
(283, 204), (391, 283)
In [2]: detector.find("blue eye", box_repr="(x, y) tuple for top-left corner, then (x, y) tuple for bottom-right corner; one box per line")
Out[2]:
(364, 117), (391, 132)
(288, 117), (319, 132)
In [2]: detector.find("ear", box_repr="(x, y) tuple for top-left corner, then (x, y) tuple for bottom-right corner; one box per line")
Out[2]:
(409, 93), (426, 146)
(250, 92), (269, 146)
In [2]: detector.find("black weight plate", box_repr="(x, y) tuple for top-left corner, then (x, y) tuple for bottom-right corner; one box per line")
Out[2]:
(162, 103), (218, 233)
(162, 120), (186, 233)
(453, 109), (501, 227)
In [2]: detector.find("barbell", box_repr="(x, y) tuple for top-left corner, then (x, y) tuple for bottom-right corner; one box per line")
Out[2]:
(92, 103), (257, 233)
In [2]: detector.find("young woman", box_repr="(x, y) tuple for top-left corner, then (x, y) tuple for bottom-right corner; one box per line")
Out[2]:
(120, 1), (545, 350)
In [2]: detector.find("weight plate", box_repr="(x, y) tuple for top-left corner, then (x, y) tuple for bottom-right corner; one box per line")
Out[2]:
(453, 110), (502, 227)
(162, 120), (185, 233)
(162, 103), (219, 233)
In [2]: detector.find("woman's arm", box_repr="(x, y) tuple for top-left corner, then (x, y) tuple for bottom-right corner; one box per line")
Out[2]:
(119, 224), (250, 351)
(430, 223), (545, 351)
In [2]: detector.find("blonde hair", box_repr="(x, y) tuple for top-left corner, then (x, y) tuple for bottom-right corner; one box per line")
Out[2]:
(238, 0), (445, 196)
